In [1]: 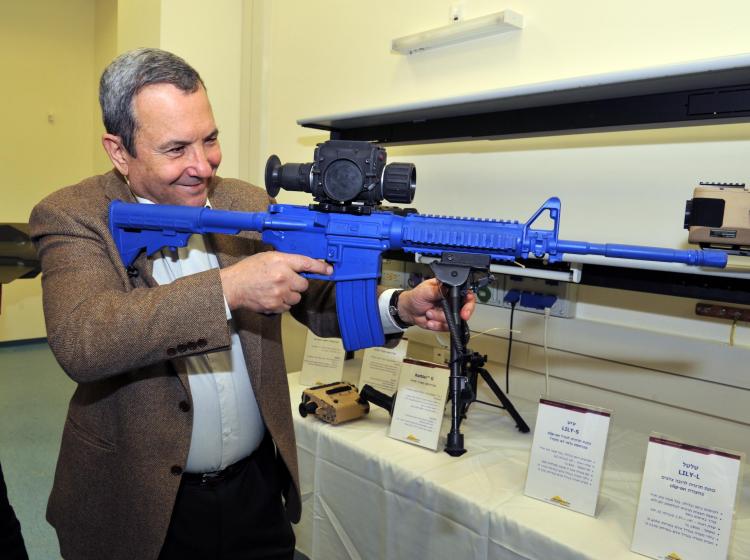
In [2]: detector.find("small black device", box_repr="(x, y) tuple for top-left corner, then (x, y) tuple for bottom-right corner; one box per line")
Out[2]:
(265, 140), (416, 212)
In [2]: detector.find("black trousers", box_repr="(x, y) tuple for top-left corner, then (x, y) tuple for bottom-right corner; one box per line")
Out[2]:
(0, 461), (29, 560)
(158, 436), (295, 560)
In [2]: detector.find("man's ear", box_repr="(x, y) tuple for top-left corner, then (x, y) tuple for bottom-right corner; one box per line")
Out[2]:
(101, 134), (131, 176)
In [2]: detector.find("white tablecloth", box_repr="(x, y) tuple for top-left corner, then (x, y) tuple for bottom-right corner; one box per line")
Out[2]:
(288, 372), (749, 560)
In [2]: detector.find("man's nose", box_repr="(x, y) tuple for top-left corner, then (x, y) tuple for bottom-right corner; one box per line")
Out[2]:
(188, 146), (214, 177)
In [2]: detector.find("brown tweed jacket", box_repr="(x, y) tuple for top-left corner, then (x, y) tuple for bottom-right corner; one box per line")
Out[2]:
(30, 171), (340, 560)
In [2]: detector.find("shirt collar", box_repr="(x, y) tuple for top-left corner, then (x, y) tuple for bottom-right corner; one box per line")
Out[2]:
(134, 195), (213, 209)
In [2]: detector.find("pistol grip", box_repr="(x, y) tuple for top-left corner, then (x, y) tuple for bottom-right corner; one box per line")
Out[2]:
(335, 279), (384, 351)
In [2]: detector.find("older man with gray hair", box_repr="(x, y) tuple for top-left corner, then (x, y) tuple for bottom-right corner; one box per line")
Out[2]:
(30, 48), (475, 560)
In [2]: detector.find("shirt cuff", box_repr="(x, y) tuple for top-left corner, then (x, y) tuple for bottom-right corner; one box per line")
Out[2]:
(379, 288), (406, 335)
(223, 295), (232, 320)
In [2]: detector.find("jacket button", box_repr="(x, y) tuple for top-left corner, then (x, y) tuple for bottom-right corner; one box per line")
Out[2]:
(177, 344), (187, 353)
(187, 341), (197, 351)
(179, 400), (191, 412)
(167, 347), (177, 357)
(171, 465), (183, 476)
(197, 338), (207, 348)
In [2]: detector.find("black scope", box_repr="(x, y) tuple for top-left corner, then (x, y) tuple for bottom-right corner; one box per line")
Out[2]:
(265, 140), (416, 207)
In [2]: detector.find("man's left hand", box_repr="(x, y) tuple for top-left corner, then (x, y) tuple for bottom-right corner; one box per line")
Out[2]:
(396, 278), (476, 332)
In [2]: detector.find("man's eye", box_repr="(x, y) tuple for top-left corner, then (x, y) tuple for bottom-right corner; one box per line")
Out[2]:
(206, 136), (218, 145)
(168, 146), (185, 155)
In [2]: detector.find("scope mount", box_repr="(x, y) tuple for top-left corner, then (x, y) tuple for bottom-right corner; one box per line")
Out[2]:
(308, 201), (375, 215)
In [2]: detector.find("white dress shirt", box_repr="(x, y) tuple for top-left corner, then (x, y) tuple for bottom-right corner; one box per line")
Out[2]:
(137, 196), (405, 473)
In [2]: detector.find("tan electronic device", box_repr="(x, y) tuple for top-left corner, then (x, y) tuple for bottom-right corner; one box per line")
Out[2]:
(299, 382), (370, 425)
(685, 182), (750, 251)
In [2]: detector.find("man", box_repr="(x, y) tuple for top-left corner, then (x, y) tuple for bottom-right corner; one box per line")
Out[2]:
(30, 48), (475, 560)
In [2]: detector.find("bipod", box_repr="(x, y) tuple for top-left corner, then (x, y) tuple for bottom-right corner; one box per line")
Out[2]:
(463, 351), (530, 434)
(429, 252), (529, 457)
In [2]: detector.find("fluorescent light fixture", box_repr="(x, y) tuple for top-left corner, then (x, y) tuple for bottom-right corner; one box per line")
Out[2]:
(392, 10), (523, 55)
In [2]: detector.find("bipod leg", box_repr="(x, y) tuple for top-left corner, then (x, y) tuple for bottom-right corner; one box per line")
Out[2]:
(477, 367), (530, 433)
(430, 252), (491, 457)
(444, 283), (467, 457)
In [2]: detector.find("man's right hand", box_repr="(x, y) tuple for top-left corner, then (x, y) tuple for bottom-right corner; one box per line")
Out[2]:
(219, 252), (332, 314)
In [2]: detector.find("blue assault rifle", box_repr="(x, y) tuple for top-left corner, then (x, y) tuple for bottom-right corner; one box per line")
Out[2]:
(109, 197), (728, 351)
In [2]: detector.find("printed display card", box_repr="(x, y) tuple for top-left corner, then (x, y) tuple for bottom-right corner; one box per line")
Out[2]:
(631, 435), (742, 560)
(388, 359), (449, 451)
(358, 338), (409, 394)
(299, 331), (346, 386)
(524, 398), (612, 516)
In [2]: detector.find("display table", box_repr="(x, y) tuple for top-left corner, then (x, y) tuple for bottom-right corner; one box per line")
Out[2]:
(288, 372), (749, 560)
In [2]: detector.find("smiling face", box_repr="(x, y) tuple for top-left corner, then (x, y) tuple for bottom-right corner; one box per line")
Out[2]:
(103, 83), (221, 207)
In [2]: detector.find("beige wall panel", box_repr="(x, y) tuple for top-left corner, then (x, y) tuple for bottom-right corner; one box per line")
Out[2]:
(116, 0), (160, 53)
(0, 0), (98, 340)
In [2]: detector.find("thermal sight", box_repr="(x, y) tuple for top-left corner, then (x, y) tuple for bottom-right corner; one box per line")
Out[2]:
(265, 140), (416, 211)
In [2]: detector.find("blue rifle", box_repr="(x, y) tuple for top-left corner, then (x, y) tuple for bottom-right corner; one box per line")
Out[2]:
(109, 196), (728, 352)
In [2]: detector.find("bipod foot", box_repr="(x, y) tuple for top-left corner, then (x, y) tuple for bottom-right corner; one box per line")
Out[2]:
(444, 432), (466, 457)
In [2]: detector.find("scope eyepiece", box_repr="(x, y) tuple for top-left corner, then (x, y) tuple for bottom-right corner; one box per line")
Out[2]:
(265, 155), (313, 199)
(264, 140), (416, 207)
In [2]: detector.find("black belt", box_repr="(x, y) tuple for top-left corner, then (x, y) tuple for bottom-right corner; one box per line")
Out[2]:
(181, 454), (253, 486)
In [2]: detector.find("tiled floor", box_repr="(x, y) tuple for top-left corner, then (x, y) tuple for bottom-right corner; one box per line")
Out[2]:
(0, 340), (72, 559)
(0, 340), (311, 560)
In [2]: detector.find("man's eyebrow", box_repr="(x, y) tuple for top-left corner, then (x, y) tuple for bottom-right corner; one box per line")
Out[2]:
(157, 139), (190, 151)
(156, 129), (218, 151)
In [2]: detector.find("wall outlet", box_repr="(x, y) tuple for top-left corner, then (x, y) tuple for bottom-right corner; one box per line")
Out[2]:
(502, 276), (577, 318)
(475, 275), (501, 305)
(478, 274), (577, 318)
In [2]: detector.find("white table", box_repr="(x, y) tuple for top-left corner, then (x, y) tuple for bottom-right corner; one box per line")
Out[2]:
(289, 372), (749, 560)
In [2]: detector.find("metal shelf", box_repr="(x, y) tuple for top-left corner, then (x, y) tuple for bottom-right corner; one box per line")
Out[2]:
(300, 53), (750, 144)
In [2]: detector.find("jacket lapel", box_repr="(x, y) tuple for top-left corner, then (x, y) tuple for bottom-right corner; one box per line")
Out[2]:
(102, 170), (186, 387)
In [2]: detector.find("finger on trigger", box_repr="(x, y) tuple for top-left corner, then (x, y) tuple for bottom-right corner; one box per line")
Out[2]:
(294, 255), (332, 276)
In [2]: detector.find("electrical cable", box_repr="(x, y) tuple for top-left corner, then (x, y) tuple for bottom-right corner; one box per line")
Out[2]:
(471, 326), (521, 339)
(505, 301), (516, 394)
(544, 307), (551, 396)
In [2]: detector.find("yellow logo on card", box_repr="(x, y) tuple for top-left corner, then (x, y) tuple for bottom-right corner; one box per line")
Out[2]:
(550, 495), (570, 507)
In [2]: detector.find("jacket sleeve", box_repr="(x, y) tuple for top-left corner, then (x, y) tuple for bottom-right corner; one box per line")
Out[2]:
(30, 197), (231, 384)
(290, 279), (402, 347)
(289, 279), (340, 338)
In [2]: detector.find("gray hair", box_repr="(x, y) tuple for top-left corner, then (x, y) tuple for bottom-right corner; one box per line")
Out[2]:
(99, 48), (205, 156)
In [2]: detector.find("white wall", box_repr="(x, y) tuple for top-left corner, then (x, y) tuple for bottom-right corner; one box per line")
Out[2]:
(248, 0), (750, 455)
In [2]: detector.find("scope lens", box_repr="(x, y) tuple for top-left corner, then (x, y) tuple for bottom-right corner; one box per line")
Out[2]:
(323, 159), (364, 203)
